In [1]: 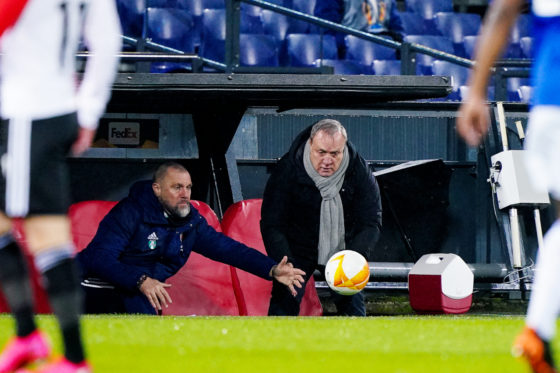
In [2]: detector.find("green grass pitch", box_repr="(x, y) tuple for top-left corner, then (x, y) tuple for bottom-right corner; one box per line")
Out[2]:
(0, 314), (556, 372)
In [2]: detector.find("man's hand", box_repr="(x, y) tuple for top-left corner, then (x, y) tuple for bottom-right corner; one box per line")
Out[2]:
(270, 256), (306, 297)
(139, 277), (173, 311)
(456, 93), (490, 147)
(71, 127), (96, 156)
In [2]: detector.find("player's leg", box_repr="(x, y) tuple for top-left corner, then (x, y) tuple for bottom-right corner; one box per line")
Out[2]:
(23, 215), (90, 372)
(22, 114), (90, 372)
(512, 106), (560, 372)
(0, 213), (50, 373)
(0, 118), (50, 373)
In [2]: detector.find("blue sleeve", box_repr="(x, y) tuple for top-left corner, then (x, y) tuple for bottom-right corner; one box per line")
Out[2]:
(78, 201), (146, 291)
(192, 221), (276, 280)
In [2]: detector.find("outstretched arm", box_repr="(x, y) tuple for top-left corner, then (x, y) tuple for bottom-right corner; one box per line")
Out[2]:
(456, 0), (524, 146)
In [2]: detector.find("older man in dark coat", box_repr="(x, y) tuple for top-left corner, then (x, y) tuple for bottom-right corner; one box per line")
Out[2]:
(261, 119), (382, 316)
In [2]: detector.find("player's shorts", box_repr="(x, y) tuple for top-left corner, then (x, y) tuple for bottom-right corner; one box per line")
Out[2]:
(524, 105), (560, 200)
(0, 113), (79, 217)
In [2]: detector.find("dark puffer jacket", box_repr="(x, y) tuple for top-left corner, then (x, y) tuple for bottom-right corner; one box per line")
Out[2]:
(77, 180), (276, 313)
(260, 126), (382, 267)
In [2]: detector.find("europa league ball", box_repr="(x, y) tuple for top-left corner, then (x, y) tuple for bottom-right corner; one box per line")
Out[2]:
(325, 250), (370, 296)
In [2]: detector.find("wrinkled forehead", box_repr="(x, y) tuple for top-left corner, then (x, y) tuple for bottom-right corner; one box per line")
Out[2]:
(162, 168), (191, 185)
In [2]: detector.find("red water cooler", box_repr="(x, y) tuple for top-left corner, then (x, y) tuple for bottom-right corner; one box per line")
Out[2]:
(408, 253), (474, 314)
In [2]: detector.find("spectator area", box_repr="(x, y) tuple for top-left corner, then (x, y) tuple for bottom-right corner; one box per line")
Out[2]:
(116, 0), (533, 102)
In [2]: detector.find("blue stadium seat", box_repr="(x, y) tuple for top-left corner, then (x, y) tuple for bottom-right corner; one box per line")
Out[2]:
(432, 60), (470, 100)
(459, 85), (495, 101)
(403, 35), (454, 75)
(433, 12), (481, 57)
(504, 14), (532, 58)
(262, 9), (291, 42)
(290, 0), (317, 33)
(200, 9), (265, 62)
(240, 34), (279, 66)
(314, 59), (365, 74)
(520, 36), (533, 58)
(507, 74), (530, 102)
(116, 0), (146, 39)
(202, 0), (224, 8)
(144, 7), (196, 72)
(285, 34), (338, 67)
(372, 60), (402, 75)
(398, 12), (429, 36)
(344, 35), (396, 73)
(518, 85), (533, 103)
(463, 35), (477, 58)
(406, 0), (453, 33)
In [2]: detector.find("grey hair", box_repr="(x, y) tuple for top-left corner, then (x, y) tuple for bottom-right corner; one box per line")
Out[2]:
(309, 119), (347, 141)
(153, 162), (188, 183)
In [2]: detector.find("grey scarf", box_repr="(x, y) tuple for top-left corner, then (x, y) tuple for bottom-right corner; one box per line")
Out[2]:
(303, 140), (350, 265)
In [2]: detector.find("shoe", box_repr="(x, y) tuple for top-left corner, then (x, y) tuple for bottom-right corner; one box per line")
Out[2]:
(0, 330), (50, 373)
(512, 326), (557, 373)
(16, 357), (91, 373)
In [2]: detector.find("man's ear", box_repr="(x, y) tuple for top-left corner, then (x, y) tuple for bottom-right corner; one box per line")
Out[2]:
(152, 182), (161, 197)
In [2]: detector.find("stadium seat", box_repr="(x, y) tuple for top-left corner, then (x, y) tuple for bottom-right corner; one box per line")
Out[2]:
(518, 85), (533, 103)
(403, 35), (454, 75)
(240, 34), (279, 66)
(144, 8), (196, 73)
(462, 35), (477, 59)
(520, 36), (533, 58)
(507, 75), (530, 102)
(69, 201), (119, 252)
(372, 59), (401, 75)
(314, 59), (365, 74)
(163, 200), (243, 316)
(116, 0), (146, 39)
(285, 34), (338, 67)
(433, 12), (481, 57)
(201, 9), (266, 62)
(291, 0), (317, 33)
(503, 14), (532, 58)
(344, 35), (396, 73)
(398, 11), (430, 36)
(432, 60), (470, 101)
(459, 85), (495, 101)
(406, 0), (453, 33)
(221, 199), (323, 316)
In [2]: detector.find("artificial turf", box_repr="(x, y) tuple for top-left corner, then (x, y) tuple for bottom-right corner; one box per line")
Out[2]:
(0, 314), (553, 372)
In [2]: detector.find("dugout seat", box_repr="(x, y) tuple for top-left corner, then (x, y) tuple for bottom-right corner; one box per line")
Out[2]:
(406, 0), (453, 34)
(221, 199), (323, 316)
(116, 0), (146, 39)
(163, 200), (242, 316)
(372, 59), (401, 75)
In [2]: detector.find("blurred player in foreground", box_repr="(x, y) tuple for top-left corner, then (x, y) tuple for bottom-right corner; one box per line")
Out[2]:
(0, 0), (121, 371)
(457, 0), (559, 372)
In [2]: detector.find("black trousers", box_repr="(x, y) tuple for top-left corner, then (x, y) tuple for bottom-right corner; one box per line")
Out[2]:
(267, 260), (366, 316)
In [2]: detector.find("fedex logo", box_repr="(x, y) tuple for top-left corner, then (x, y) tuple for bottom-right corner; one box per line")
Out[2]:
(109, 122), (140, 145)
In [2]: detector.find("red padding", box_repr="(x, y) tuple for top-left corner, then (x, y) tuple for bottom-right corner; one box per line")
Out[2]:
(163, 200), (241, 316)
(69, 200), (118, 252)
(221, 199), (323, 316)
